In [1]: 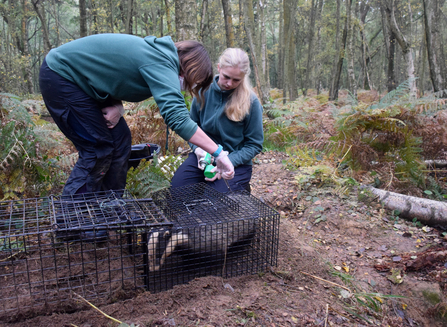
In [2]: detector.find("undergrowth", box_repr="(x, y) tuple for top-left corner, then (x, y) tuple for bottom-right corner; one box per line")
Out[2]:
(126, 153), (184, 198)
(125, 97), (189, 154)
(0, 93), (65, 199)
(330, 265), (406, 324)
(263, 81), (447, 198)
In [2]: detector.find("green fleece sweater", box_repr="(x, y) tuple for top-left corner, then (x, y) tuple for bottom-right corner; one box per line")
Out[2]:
(189, 76), (264, 167)
(45, 34), (197, 140)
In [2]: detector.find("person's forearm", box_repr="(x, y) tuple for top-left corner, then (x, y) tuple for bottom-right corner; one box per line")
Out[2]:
(188, 128), (219, 155)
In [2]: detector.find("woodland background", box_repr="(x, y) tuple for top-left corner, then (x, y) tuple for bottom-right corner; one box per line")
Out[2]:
(1, 0), (447, 101)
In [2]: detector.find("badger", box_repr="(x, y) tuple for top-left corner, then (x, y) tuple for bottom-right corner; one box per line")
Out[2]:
(147, 193), (259, 273)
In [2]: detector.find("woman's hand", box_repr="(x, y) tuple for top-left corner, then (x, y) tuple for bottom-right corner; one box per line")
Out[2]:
(215, 151), (234, 180)
(102, 104), (123, 129)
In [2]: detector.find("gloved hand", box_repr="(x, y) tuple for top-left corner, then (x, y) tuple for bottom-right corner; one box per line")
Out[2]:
(102, 103), (124, 129)
(215, 151), (234, 180)
(194, 147), (213, 170)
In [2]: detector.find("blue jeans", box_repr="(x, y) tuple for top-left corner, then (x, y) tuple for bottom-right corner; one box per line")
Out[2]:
(39, 59), (131, 195)
(170, 153), (252, 193)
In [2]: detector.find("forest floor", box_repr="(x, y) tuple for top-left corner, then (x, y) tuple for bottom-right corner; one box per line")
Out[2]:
(3, 151), (447, 327)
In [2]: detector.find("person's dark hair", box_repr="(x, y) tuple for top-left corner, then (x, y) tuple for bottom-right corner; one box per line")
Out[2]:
(175, 40), (213, 106)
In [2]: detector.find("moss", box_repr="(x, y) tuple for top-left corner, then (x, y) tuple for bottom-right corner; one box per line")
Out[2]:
(314, 94), (329, 104)
(423, 290), (442, 305)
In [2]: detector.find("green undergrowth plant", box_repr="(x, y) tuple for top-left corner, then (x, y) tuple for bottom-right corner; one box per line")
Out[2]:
(263, 94), (331, 151)
(126, 153), (184, 198)
(330, 265), (406, 324)
(326, 79), (446, 192)
(0, 93), (65, 200)
(126, 95), (190, 154)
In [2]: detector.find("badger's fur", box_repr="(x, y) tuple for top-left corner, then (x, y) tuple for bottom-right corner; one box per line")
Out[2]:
(147, 219), (257, 272)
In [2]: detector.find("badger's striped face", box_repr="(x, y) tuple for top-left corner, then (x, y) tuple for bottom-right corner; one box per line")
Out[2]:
(147, 229), (189, 272)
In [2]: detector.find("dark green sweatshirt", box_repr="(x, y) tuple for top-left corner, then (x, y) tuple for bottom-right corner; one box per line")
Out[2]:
(189, 76), (264, 167)
(45, 34), (197, 140)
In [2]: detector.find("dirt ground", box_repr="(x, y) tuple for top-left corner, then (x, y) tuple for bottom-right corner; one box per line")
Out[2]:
(2, 151), (447, 327)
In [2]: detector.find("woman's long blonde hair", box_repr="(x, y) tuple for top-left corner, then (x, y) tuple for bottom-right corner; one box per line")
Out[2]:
(218, 48), (253, 122)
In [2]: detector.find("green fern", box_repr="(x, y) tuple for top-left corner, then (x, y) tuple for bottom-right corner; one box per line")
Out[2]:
(0, 93), (64, 199)
(328, 79), (425, 188)
(126, 153), (184, 198)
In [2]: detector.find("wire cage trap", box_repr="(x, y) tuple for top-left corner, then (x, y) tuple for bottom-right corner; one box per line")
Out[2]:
(0, 184), (279, 322)
(147, 184), (280, 292)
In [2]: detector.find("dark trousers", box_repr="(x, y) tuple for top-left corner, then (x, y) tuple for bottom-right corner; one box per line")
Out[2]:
(170, 153), (252, 193)
(39, 59), (131, 195)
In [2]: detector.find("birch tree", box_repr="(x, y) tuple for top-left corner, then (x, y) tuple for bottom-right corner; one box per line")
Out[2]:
(175, 0), (197, 40)
(345, 0), (356, 97)
(383, 0), (417, 97)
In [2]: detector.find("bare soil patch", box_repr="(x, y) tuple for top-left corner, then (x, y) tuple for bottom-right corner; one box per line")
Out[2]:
(2, 151), (447, 327)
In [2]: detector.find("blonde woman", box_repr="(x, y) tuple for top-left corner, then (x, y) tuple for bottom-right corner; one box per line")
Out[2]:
(171, 48), (263, 192)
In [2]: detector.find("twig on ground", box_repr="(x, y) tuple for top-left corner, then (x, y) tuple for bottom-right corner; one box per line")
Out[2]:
(299, 271), (351, 292)
(73, 292), (123, 324)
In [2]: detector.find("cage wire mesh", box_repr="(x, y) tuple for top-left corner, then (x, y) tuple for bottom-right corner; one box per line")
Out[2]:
(147, 183), (279, 292)
(0, 184), (279, 321)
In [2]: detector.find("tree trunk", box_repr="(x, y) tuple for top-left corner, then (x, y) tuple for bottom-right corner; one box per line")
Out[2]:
(277, 4), (284, 92)
(314, 0), (324, 94)
(283, 0), (297, 101)
(165, 0), (173, 35)
(303, 0), (316, 97)
(259, 1), (269, 90)
(359, 2), (371, 90)
(423, 0), (447, 97)
(159, 0), (164, 36)
(329, 0), (341, 101)
(79, 0), (88, 37)
(221, 0), (234, 48)
(238, 0), (245, 48)
(31, 0), (51, 54)
(199, 0), (208, 41)
(125, 0), (133, 34)
(175, 0), (197, 41)
(418, 33), (427, 95)
(345, 0), (356, 97)
(242, 0), (269, 104)
(362, 186), (447, 227)
(384, 0), (417, 97)
(381, 5), (396, 92)
(92, 0), (99, 34)
(329, 0), (347, 102)
(21, 0), (33, 93)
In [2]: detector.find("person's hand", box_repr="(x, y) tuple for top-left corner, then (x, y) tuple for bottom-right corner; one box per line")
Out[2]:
(215, 151), (234, 180)
(194, 147), (213, 170)
(204, 166), (221, 182)
(102, 104), (123, 129)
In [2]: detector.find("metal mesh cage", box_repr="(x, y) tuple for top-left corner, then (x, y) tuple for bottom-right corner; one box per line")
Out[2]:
(0, 184), (279, 322)
(147, 184), (280, 292)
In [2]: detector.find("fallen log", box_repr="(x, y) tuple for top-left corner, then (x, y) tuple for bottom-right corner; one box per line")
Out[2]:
(360, 185), (447, 227)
